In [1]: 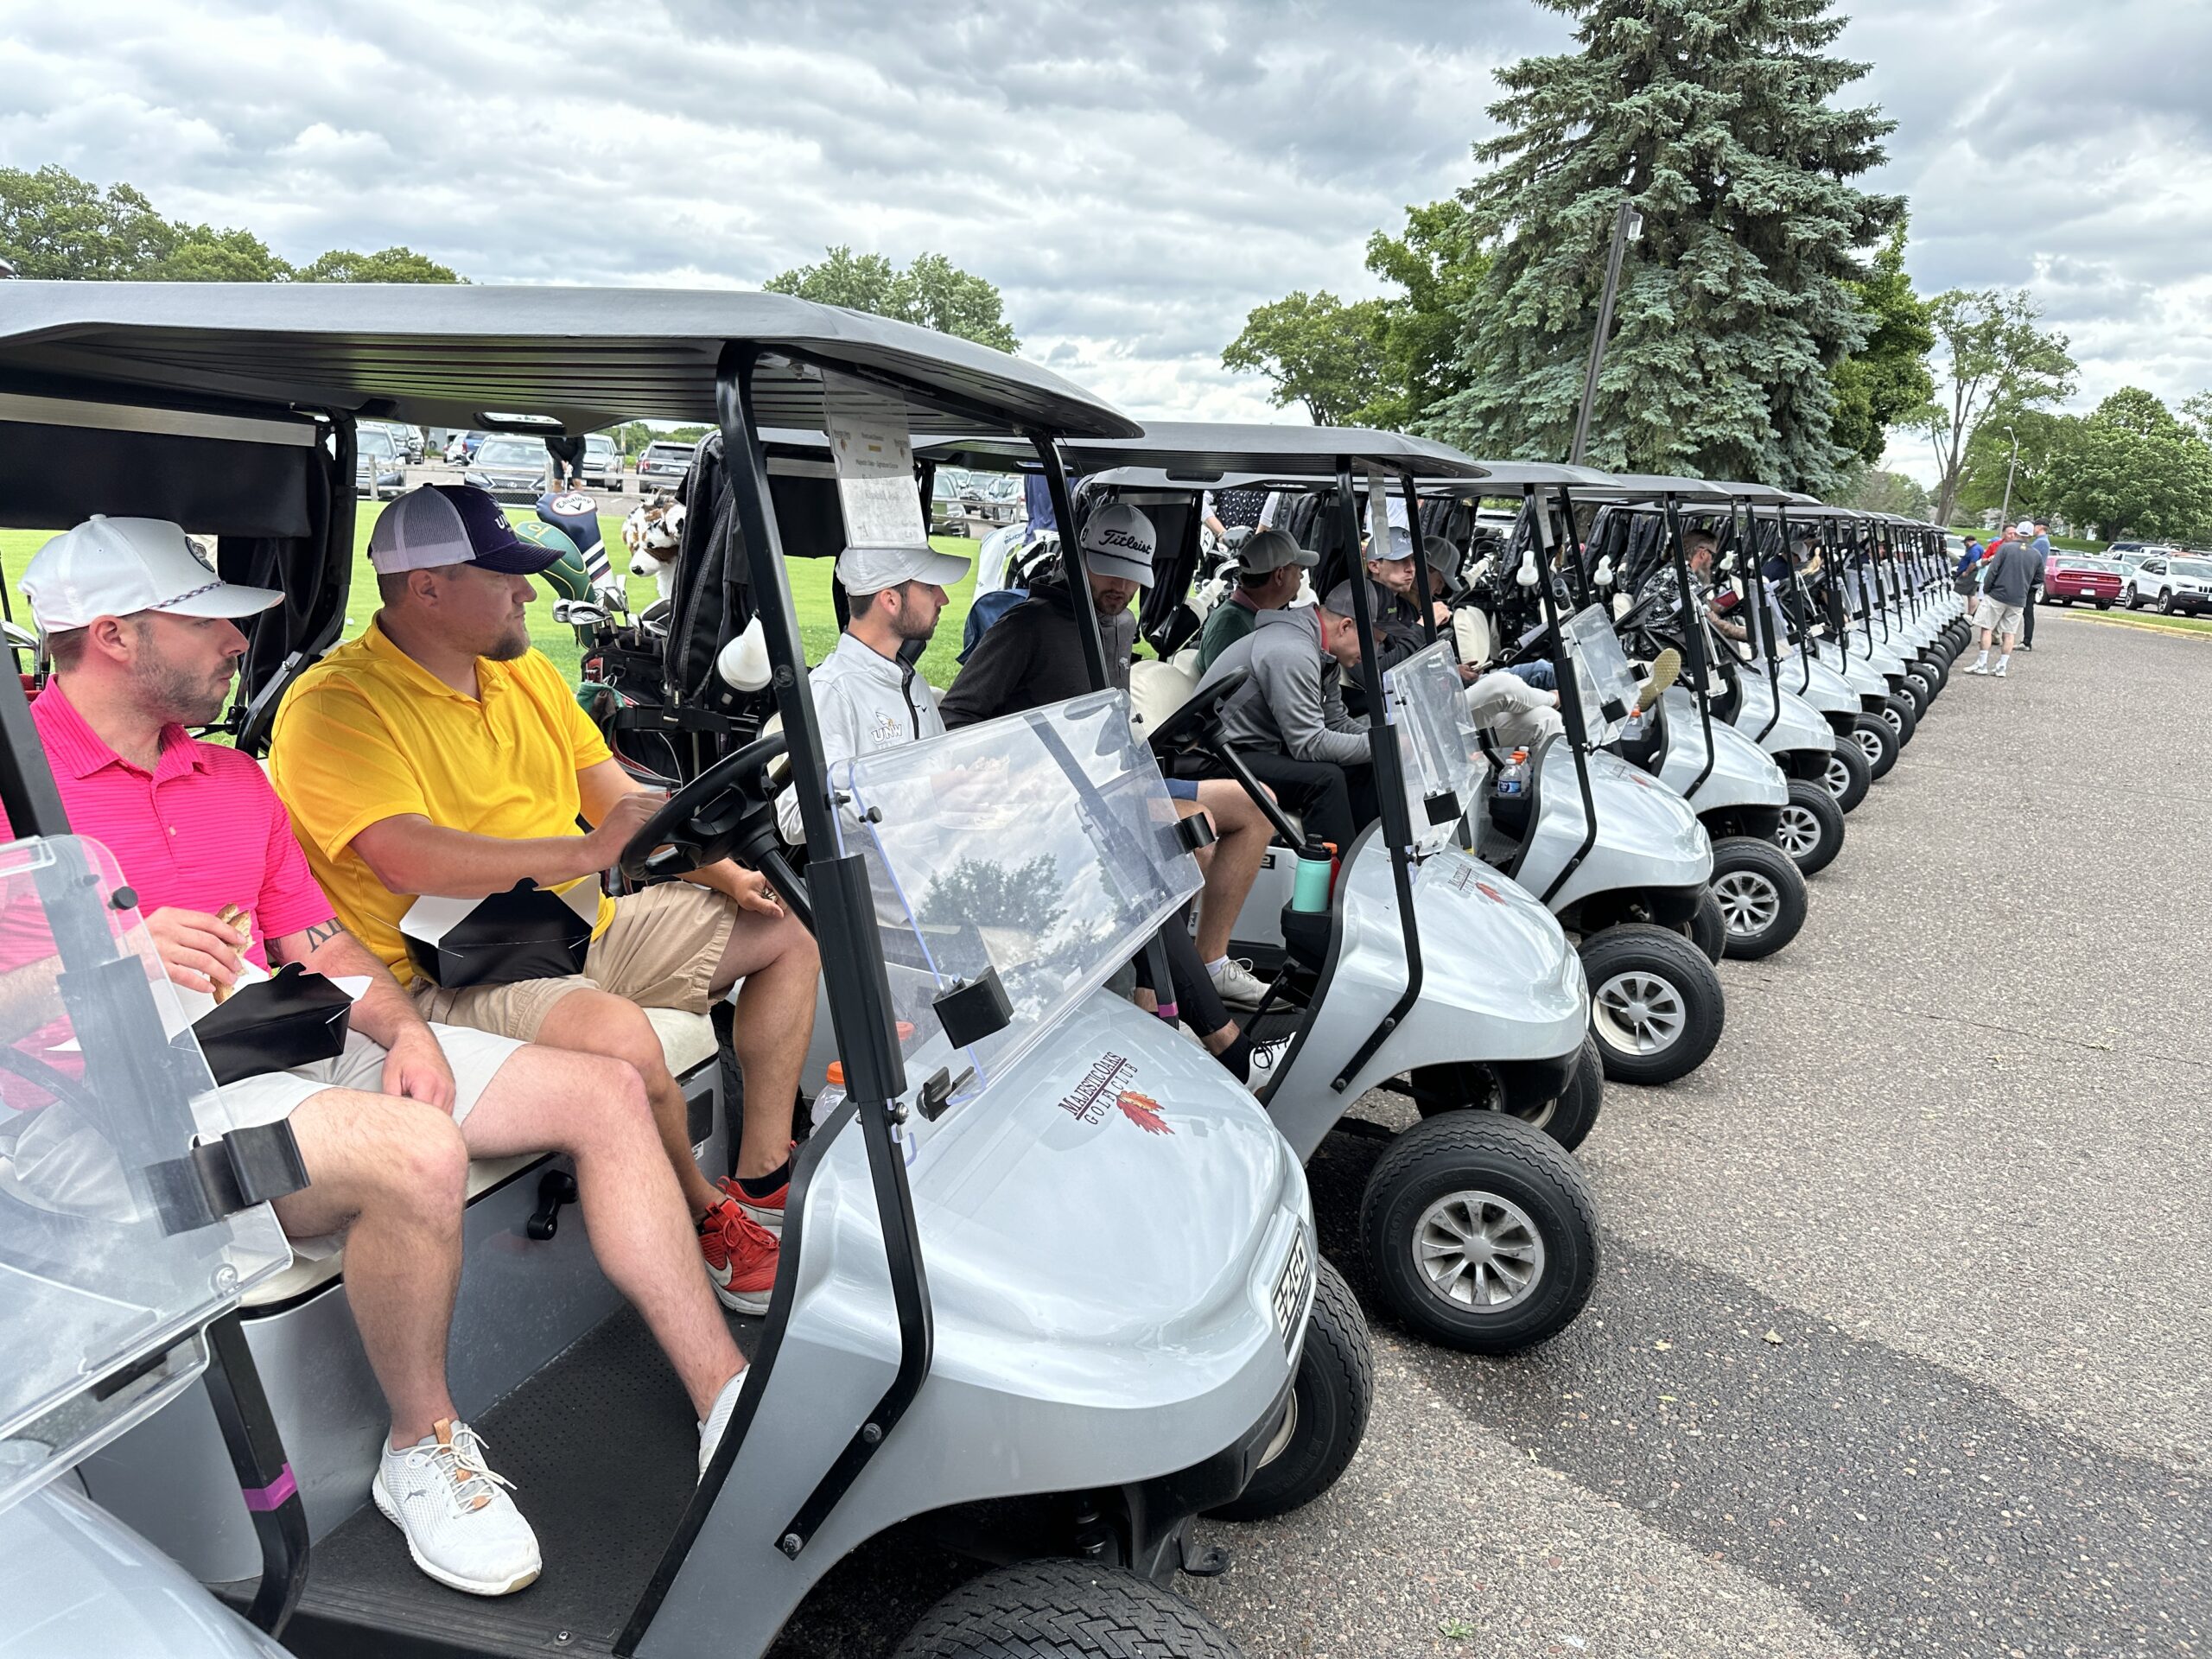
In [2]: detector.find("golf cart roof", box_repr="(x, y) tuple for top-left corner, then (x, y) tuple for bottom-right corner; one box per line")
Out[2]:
(0, 282), (1140, 438)
(1567, 473), (1734, 503)
(920, 421), (1488, 480)
(1418, 460), (1623, 493)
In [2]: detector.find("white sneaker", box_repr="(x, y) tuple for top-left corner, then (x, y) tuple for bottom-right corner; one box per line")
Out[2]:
(698, 1367), (749, 1480)
(1209, 957), (1270, 1010)
(1965, 660), (1989, 675)
(372, 1420), (541, 1597)
(1990, 660), (2007, 677)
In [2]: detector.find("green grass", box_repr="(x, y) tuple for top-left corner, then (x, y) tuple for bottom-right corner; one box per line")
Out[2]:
(0, 511), (985, 689)
(2066, 607), (2212, 636)
(1947, 525), (2108, 554)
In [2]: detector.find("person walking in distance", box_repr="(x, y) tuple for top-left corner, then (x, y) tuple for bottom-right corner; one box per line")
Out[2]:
(1966, 527), (2038, 677)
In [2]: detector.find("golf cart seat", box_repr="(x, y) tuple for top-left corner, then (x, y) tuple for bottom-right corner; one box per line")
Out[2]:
(1128, 655), (1198, 734)
(1452, 607), (1495, 671)
(238, 1004), (715, 1310)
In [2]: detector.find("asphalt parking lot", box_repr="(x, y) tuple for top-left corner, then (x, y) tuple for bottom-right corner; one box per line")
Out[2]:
(768, 607), (2210, 1659)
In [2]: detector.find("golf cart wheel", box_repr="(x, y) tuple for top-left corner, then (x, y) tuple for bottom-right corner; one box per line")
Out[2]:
(1852, 712), (1899, 779)
(1710, 836), (1808, 961)
(1357, 1112), (1599, 1354)
(1900, 671), (1933, 718)
(1821, 738), (1872, 813)
(1688, 891), (1727, 963)
(1579, 924), (1725, 1084)
(893, 1562), (1243, 1659)
(1407, 1046), (1603, 1154)
(1778, 780), (1847, 877)
(1881, 692), (1918, 748)
(1208, 1255), (1372, 1522)
(1920, 654), (1949, 693)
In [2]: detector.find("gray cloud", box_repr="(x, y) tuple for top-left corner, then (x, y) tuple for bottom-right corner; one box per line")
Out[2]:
(3, 0), (2207, 446)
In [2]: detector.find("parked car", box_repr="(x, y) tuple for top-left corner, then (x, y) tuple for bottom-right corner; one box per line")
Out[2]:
(978, 474), (1024, 524)
(2126, 552), (2212, 614)
(354, 426), (404, 499)
(465, 435), (551, 503)
(583, 432), (623, 490)
(636, 439), (695, 491)
(2041, 555), (2122, 608)
(929, 468), (970, 537)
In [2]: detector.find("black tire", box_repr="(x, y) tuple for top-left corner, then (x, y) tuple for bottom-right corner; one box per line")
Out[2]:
(2123, 585), (2140, 610)
(1899, 671), (1932, 719)
(1882, 691), (1918, 748)
(1852, 711), (1899, 779)
(1777, 779), (1847, 876)
(2095, 600), (2112, 611)
(1820, 736), (1872, 812)
(1688, 889), (1726, 963)
(895, 1563), (1245, 1659)
(2159, 589), (2177, 614)
(1710, 835), (1808, 960)
(1408, 1039), (1604, 1154)
(1357, 1112), (1599, 1354)
(1580, 923), (1725, 1084)
(1916, 654), (1948, 694)
(1209, 1255), (1371, 1521)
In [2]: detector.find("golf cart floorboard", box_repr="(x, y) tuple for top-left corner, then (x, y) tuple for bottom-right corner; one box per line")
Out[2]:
(282, 1305), (757, 1659)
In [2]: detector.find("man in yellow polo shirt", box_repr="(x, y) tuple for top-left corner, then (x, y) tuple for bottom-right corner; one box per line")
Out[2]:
(270, 484), (817, 1312)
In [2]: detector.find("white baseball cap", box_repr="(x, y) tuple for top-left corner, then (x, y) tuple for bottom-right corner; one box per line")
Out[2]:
(2014, 520), (2036, 536)
(1078, 502), (1156, 585)
(836, 544), (972, 596)
(23, 516), (283, 632)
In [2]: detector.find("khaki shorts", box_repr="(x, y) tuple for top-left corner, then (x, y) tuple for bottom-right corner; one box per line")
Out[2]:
(1974, 596), (2024, 636)
(410, 880), (740, 1043)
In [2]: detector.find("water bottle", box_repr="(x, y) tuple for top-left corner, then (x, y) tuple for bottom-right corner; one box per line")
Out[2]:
(1290, 842), (1335, 912)
(1496, 748), (1529, 798)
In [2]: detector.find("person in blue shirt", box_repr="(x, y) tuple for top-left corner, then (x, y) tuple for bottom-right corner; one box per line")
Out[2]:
(2022, 522), (2052, 650)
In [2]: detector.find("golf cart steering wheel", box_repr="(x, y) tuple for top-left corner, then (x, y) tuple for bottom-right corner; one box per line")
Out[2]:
(618, 731), (787, 887)
(1146, 669), (1250, 759)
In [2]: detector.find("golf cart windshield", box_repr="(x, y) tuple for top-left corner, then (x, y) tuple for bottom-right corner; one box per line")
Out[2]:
(1384, 639), (1480, 855)
(0, 835), (289, 1512)
(1562, 604), (1640, 742)
(831, 691), (1200, 1092)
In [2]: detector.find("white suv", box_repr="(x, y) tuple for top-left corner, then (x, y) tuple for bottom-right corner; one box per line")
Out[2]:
(2125, 552), (2212, 615)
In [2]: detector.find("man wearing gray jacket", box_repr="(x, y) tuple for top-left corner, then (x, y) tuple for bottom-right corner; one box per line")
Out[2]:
(1192, 599), (1373, 847)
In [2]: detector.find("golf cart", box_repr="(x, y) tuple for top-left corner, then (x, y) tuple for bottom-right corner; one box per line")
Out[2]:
(1571, 486), (1851, 879)
(913, 425), (1604, 1357)
(1419, 469), (1727, 1085)
(0, 283), (1346, 1658)
(1566, 479), (1810, 963)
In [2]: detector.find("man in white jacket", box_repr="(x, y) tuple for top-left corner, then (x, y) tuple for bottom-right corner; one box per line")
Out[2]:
(774, 543), (972, 846)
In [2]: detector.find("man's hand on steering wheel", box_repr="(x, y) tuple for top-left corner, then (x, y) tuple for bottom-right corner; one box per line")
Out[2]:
(588, 791), (664, 868)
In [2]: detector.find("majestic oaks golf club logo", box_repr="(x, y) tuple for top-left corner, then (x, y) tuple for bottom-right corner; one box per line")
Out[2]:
(1058, 1052), (1173, 1136)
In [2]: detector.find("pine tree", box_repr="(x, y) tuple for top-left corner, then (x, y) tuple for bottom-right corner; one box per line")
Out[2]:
(1427, 0), (1904, 491)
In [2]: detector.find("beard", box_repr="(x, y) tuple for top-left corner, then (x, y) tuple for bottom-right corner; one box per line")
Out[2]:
(133, 655), (232, 727)
(482, 620), (532, 662)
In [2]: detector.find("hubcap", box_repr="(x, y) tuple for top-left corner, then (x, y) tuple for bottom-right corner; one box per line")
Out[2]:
(1713, 868), (1782, 936)
(1255, 1392), (1300, 1471)
(1882, 706), (1904, 737)
(1777, 804), (1821, 857)
(1592, 969), (1687, 1054)
(1853, 728), (1885, 765)
(1823, 755), (1851, 797)
(1413, 1190), (1546, 1312)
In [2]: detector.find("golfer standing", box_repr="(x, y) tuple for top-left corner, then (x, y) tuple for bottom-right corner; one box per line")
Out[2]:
(1967, 528), (2038, 677)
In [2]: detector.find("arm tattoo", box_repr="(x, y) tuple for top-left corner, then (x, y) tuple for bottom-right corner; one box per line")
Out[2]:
(274, 918), (349, 963)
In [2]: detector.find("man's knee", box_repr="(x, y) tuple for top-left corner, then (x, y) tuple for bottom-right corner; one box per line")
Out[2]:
(307, 1090), (469, 1213)
(552, 990), (677, 1086)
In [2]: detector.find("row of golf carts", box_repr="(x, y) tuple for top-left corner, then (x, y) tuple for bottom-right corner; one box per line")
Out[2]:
(0, 286), (1970, 1659)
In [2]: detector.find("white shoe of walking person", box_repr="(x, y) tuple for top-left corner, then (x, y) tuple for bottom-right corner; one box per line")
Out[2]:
(373, 1419), (542, 1596)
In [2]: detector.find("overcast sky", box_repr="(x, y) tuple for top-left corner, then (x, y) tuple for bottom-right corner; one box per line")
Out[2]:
(5, 0), (2209, 480)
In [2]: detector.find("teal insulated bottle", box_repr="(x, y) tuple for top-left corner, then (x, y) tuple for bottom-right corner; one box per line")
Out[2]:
(1290, 842), (1333, 912)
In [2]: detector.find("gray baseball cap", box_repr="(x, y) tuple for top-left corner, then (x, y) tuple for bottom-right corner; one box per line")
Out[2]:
(1235, 528), (1318, 574)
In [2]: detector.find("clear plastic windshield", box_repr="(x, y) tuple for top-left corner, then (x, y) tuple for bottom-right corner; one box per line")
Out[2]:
(0, 836), (290, 1513)
(1384, 639), (1481, 855)
(1561, 604), (1642, 743)
(831, 690), (1201, 1092)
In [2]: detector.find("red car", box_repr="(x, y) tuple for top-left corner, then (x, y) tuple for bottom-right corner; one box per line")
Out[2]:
(2042, 555), (2122, 608)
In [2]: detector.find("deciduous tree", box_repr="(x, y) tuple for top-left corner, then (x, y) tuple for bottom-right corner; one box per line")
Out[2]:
(1916, 288), (2076, 524)
(766, 246), (1020, 352)
(1221, 290), (1390, 427)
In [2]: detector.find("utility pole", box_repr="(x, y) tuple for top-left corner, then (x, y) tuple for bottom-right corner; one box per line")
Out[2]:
(1569, 201), (1643, 466)
(1997, 424), (2020, 528)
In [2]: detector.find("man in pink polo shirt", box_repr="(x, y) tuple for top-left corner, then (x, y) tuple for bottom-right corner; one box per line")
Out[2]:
(16, 517), (750, 1599)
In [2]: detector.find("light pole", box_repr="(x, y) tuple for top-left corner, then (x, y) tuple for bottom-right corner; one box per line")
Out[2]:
(1569, 201), (1643, 466)
(1997, 424), (2020, 529)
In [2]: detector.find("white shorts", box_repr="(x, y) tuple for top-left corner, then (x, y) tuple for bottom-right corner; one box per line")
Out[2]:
(216, 1023), (525, 1130)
